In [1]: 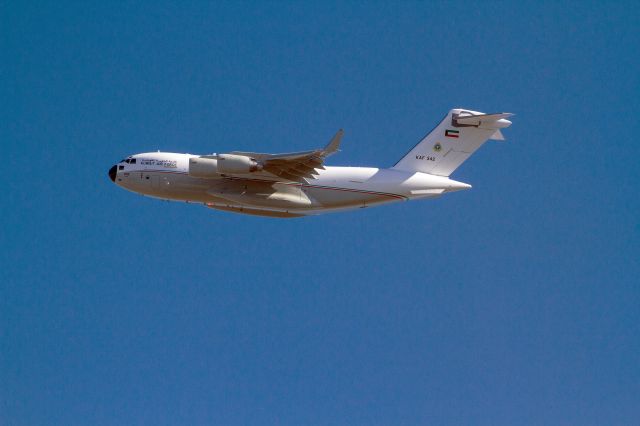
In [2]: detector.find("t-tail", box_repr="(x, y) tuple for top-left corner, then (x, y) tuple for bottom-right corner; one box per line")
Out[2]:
(392, 108), (513, 177)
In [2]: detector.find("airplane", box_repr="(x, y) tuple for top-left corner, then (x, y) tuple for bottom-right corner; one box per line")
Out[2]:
(108, 108), (513, 218)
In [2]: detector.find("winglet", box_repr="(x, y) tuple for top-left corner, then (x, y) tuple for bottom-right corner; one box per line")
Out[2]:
(323, 129), (343, 156)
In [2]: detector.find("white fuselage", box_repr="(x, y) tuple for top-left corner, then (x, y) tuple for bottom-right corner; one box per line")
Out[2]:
(109, 152), (471, 217)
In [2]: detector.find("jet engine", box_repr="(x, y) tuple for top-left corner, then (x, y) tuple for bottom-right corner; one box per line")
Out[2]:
(188, 154), (262, 178)
(217, 154), (262, 174)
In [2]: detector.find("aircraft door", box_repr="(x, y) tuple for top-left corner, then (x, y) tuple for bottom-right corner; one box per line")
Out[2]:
(150, 174), (170, 191)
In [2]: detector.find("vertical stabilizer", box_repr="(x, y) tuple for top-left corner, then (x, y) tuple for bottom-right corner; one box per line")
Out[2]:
(392, 108), (513, 177)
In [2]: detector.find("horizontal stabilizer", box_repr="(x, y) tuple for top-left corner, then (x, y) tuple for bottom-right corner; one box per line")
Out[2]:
(453, 112), (513, 128)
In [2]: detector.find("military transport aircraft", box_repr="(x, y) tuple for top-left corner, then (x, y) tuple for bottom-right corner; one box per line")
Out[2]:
(108, 108), (513, 218)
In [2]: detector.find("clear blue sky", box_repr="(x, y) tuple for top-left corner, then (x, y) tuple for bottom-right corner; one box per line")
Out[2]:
(2, 2), (639, 425)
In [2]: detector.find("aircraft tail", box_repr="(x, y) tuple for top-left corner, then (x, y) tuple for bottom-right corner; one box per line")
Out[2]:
(392, 108), (513, 177)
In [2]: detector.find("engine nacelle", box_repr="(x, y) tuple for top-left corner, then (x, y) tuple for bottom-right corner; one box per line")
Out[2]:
(188, 154), (262, 178)
(217, 154), (262, 174)
(188, 157), (219, 178)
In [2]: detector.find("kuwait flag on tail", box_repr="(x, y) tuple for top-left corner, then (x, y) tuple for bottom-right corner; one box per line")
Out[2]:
(445, 129), (460, 138)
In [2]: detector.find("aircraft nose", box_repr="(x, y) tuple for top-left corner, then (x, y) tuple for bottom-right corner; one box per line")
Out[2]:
(108, 165), (117, 182)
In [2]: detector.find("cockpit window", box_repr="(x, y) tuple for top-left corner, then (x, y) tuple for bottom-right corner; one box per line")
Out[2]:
(130, 158), (136, 164)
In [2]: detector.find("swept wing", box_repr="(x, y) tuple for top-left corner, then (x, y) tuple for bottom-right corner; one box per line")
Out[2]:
(230, 129), (343, 182)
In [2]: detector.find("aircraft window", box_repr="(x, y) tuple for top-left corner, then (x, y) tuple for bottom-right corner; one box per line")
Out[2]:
(119, 165), (124, 170)
(125, 159), (131, 164)
(130, 159), (137, 164)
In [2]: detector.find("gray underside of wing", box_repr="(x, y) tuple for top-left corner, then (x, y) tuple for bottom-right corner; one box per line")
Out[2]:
(230, 129), (343, 182)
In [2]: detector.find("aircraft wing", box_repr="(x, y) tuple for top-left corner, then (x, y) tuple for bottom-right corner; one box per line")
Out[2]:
(231, 129), (343, 182)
